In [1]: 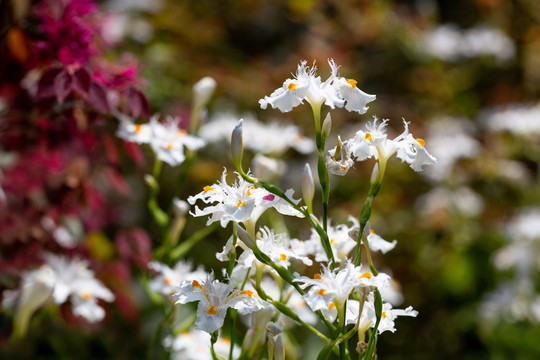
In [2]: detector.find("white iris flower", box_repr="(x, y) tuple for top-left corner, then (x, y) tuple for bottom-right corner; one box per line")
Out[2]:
(187, 170), (303, 228)
(259, 59), (375, 114)
(173, 274), (265, 333)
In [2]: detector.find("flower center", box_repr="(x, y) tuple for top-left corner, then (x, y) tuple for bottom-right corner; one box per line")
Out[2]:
(318, 289), (327, 296)
(134, 124), (142, 133)
(81, 292), (92, 300)
(166, 143), (174, 150)
(235, 199), (246, 208)
(206, 305), (218, 315)
(359, 272), (372, 279)
(364, 132), (373, 141)
(416, 138), (425, 147)
(279, 253), (287, 261)
(288, 82), (297, 91)
(203, 185), (214, 193)
(346, 79), (357, 88)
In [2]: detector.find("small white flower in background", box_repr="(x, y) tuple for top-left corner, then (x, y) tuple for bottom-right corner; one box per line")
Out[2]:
(116, 113), (153, 144)
(150, 115), (205, 166)
(367, 229), (397, 254)
(163, 329), (240, 360)
(198, 113), (315, 155)
(415, 186), (484, 218)
(148, 260), (206, 296)
(420, 24), (515, 63)
(259, 59), (375, 114)
(116, 114), (205, 166)
(420, 118), (480, 181)
(377, 303), (418, 334)
(236, 226), (313, 270)
(44, 254), (115, 323)
(173, 273), (265, 333)
(188, 169), (303, 228)
(251, 153), (287, 180)
(483, 102), (540, 135)
(296, 217), (358, 263)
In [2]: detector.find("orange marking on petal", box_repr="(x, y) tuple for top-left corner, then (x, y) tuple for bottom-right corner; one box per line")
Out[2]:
(192, 280), (201, 288)
(346, 79), (357, 88)
(246, 186), (256, 196)
(382, 311), (388, 318)
(364, 133), (373, 141)
(203, 185), (214, 193)
(330, 238), (336, 245)
(134, 124), (142, 133)
(206, 305), (218, 315)
(279, 253), (287, 261)
(359, 272), (372, 279)
(288, 82), (297, 91)
(166, 143), (174, 150)
(416, 138), (425, 147)
(340, 165), (347, 171)
(241, 290), (254, 298)
(314, 274), (322, 280)
(178, 129), (187, 136)
(235, 199), (246, 208)
(318, 289), (327, 296)
(81, 292), (92, 300)
(369, 229), (375, 234)
(164, 277), (172, 285)
(328, 302), (336, 310)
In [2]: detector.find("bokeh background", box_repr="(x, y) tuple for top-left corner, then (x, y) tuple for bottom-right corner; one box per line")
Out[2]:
(1, 0), (540, 359)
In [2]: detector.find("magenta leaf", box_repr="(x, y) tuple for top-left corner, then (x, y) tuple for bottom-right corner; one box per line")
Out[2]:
(126, 88), (150, 118)
(54, 70), (73, 104)
(72, 67), (92, 97)
(36, 67), (62, 99)
(87, 83), (110, 113)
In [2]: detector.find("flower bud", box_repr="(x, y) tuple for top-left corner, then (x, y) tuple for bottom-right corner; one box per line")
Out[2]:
(266, 322), (285, 360)
(302, 163), (315, 213)
(192, 76), (216, 110)
(235, 223), (257, 250)
(370, 162), (379, 185)
(231, 119), (244, 172)
(321, 113), (332, 139)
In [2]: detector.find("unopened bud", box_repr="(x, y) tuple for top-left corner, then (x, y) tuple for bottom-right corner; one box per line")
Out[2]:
(302, 163), (315, 213)
(235, 223), (257, 250)
(321, 113), (332, 139)
(193, 76), (217, 109)
(266, 322), (285, 360)
(231, 119), (244, 172)
(370, 163), (379, 185)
